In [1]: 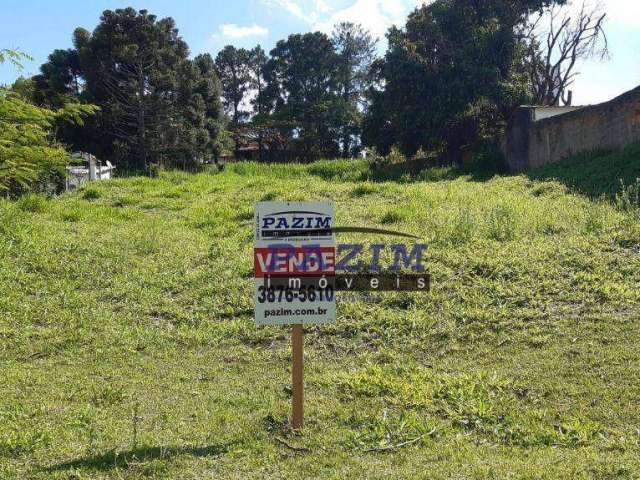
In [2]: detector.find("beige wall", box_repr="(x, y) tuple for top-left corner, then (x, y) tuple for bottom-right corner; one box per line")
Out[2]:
(506, 86), (640, 172)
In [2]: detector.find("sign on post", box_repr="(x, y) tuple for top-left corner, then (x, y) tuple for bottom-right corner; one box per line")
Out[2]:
(254, 201), (337, 326)
(254, 202), (337, 429)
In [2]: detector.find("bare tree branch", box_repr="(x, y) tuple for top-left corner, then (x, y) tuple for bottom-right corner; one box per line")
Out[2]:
(523, 1), (608, 106)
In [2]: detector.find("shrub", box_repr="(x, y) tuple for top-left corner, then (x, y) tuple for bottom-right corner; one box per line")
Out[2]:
(0, 54), (97, 197)
(82, 187), (101, 200)
(470, 138), (507, 174)
(17, 193), (48, 213)
(615, 178), (640, 213)
(488, 203), (518, 241)
(0, 90), (69, 196)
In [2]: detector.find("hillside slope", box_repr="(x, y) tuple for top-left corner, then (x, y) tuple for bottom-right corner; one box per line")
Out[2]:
(1, 156), (639, 479)
(529, 143), (640, 199)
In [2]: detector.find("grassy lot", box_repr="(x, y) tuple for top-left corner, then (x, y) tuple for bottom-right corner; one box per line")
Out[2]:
(1, 147), (640, 479)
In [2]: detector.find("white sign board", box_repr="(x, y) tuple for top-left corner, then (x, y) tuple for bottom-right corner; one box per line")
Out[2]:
(254, 202), (336, 325)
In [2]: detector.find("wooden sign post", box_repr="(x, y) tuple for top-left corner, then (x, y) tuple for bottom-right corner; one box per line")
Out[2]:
(291, 323), (304, 429)
(254, 202), (336, 431)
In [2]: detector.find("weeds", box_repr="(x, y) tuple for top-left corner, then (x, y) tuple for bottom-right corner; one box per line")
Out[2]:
(1, 150), (639, 478)
(615, 178), (640, 213)
(488, 203), (518, 241)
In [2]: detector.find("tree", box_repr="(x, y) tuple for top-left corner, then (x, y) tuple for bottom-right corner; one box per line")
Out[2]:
(10, 77), (36, 102)
(523, 1), (608, 106)
(193, 53), (225, 165)
(215, 46), (253, 124)
(76, 9), (195, 170)
(32, 9), (224, 171)
(30, 32), (102, 158)
(215, 46), (253, 157)
(247, 46), (269, 161)
(262, 32), (344, 160)
(249, 46), (268, 117)
(331, 23), (377, 157)
(1, 50), (96, 196)
(363, 0), (567, 161)
(32, 49), (82, 109)
(0, 49), (31, 70)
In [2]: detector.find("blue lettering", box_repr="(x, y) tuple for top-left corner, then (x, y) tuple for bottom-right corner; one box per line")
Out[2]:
(368, 244), (385, 272)
(336, 244), (363, 272)
(267, 244), (295, 272)
(390, 244), (427, 272)
(315, 217), (331, 229)
(262, 218), (275, 229)
(275, 217), (289, 229)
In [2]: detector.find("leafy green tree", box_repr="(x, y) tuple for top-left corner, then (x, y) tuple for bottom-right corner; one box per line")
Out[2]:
(193, 53), (225, 165)
(76, 9), (193, 170)
(0, 49), (31, 69)
(249, 46), (268, 117)
(215, 46), (252, 124)
(32, 49), (82, 109)
(215, 46), (253, 156)
(32, 8), (224, 171)
(363, 0), (566, 162)
(247, 46), (269, 161)
(331, 22), (377, 157)
(262, 32), (345, 160)
(1, 50), (96, 195)
(10, 77), (36, 102)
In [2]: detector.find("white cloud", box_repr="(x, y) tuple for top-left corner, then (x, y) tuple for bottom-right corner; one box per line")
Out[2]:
(261, 0), (432, 39)
(540, 0), (640, 27)
(601, 0), (640, 26)
(312, 0), (424, 39)
(264, 0), (317, 23)
(218, 23), (269, 39)
(314, 0), (332, 14)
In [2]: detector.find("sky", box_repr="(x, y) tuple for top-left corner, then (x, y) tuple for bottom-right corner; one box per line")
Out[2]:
(0, 0), (638, 105)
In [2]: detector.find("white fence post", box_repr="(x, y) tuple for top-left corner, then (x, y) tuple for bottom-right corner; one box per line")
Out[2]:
(88, 154), (97, 180)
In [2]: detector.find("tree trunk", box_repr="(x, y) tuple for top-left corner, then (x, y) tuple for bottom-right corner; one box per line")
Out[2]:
(137, 65), (147, 171)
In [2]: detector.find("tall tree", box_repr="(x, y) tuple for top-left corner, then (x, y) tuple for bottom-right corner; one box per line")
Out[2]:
(76, 9), (193, 170)
(331, 23), (377, 157)
(363, 0), (566, 161)
(215, 46), (252, 124)
(248, 46), (268, 117)
(31, 9), (223, 171)
(215, 46), (253, 156)
(32, 49), (82, 108)
(248, 45), (269, 160)
(193, 53), (225, 164)
(10, 77), (36, 102)
(262, 32), (344, 160)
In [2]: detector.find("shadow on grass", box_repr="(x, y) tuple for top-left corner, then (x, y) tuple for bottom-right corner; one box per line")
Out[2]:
(527, 144), (640, 200)
(306, 158), (472, 184)
(216, 309), (253, 320)
(367, 162), (467, 183)
(48, 441), (236, 472)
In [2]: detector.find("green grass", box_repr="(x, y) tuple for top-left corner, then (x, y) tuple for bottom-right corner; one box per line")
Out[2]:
(529, 143), (640, 199)
(1, 153), (640, 479)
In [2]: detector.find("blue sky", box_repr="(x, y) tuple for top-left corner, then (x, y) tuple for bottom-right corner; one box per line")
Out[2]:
(1, 0), (638, 105)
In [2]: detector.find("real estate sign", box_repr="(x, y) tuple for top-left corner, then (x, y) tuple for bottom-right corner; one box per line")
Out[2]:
(254, 201), (336, 325)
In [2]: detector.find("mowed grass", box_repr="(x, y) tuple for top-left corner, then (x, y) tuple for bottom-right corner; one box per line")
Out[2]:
(1, 153), (640, 479)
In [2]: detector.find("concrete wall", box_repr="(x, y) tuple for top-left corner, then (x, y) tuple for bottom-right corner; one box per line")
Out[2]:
(506, 85), (640, 172)
(531, 105), (583, 121)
